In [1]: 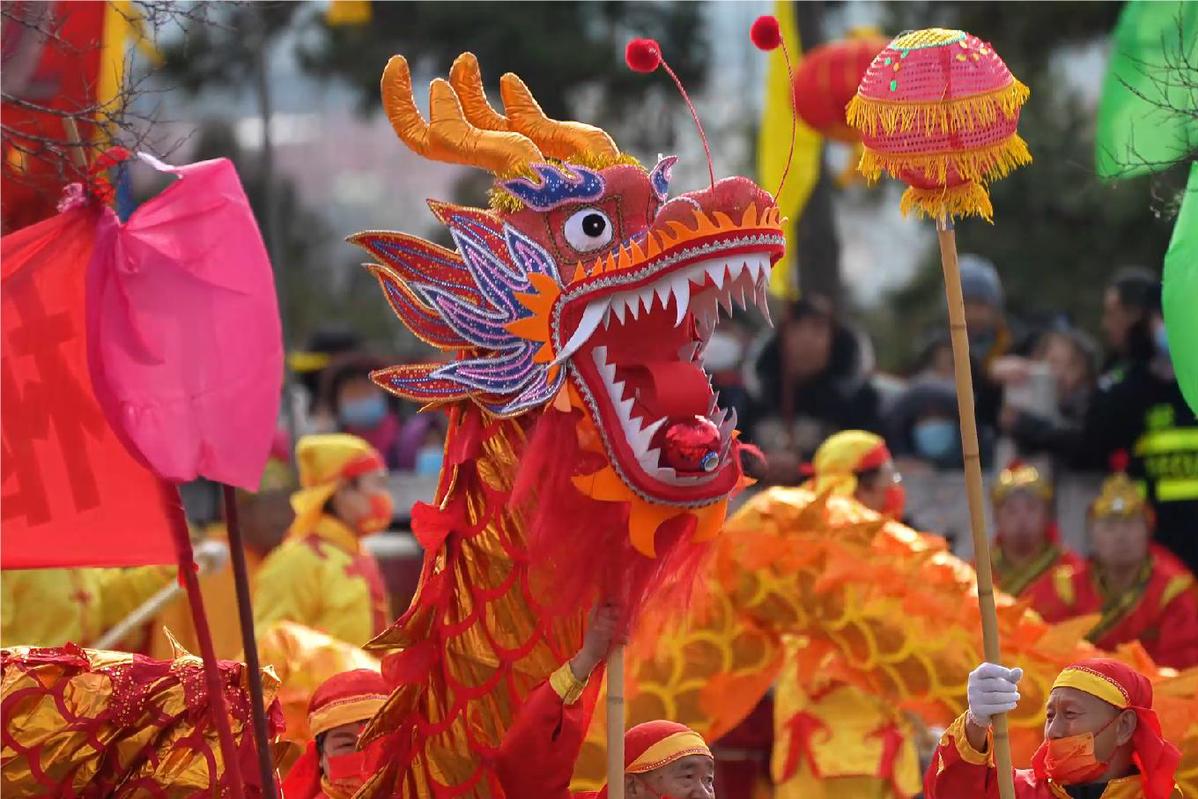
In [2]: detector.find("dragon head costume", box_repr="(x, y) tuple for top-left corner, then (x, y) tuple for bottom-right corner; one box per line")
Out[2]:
(349, 53), (783, 797)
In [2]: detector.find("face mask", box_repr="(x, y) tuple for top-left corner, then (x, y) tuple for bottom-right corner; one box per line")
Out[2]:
(1035, 714), (1119, 785)
(633, 777), (680, 799)
(339, 394), (388, 429)
(414, 446), (443, 477)
(883, 483), (906, 517)
(357, 491), (394, 535)
(324, 748), (370, 792)
(913, 419), (958, 460)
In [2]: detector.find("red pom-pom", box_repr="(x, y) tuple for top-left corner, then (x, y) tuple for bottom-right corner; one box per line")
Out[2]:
(626, 38), (662, 73)
(750, 15), (783, 51)
(1109, 449), (1130, 474)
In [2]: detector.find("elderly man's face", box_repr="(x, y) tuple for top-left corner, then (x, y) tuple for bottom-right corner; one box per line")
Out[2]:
(1044, 687), (1134, 762)
(628, 754), (715, 799)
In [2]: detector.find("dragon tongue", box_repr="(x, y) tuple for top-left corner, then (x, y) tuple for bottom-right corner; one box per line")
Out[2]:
(626, 361), (711, 418)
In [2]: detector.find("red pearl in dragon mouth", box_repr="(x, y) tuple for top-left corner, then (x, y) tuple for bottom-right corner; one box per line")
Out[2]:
(654, 415), (722, 473)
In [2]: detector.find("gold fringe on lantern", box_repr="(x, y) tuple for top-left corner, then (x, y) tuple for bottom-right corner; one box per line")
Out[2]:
(846, 79), (1030, 137)
(900, 180), (995, 222)
(856, 132), (1032, 186)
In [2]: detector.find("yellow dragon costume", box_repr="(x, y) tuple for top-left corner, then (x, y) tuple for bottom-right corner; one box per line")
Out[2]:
(574, 486), (1198, 797)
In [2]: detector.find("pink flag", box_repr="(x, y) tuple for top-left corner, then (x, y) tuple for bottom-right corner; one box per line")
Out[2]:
(86, 154), (283, 491)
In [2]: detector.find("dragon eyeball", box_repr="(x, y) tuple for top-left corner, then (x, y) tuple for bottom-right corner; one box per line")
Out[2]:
(563, 208), (613, 252)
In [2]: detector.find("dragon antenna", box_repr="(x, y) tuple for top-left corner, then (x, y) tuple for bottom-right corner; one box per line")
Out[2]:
(626, 38), (715, 191)
(751, 15), (799, 200)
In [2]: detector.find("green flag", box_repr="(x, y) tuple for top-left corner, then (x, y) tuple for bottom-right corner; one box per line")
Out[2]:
(1163, 162), (1198, 414)
(1095, 1), (1198, 179)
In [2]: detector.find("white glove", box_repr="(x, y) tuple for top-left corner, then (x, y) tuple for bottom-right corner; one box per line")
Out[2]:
(193, 540), (230, 574)
(967, 662), (1023, 726)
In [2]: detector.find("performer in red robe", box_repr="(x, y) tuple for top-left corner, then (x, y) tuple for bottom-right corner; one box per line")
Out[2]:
(495, 604), (715, 799)
(989, 462), (1083, 607)
(1031, 470), (1198, 669)
(281, 668), (389, 799)
(926, 658), (1183, 798)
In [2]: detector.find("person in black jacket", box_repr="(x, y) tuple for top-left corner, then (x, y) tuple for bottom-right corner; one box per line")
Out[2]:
(1076, 267), (1198, 572)
(742, 295), (882, 485)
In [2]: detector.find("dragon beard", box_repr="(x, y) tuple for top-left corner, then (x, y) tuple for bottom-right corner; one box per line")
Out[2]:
(512, 404), (727, 630)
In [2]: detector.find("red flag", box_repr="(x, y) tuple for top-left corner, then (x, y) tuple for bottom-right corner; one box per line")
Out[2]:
(1, 206), (175, 568)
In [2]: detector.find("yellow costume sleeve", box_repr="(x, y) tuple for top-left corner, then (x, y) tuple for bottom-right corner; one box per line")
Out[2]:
(1, 569), (97, 647)
(253, 540), (374, 646)
(94, 566), (175, 631)
(1, 573), (20, 646)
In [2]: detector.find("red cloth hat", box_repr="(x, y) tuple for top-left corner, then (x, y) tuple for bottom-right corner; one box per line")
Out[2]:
(1035, 658), (1180, 799)
(282, 669), (389, 799)
(596, 720), (712, 798)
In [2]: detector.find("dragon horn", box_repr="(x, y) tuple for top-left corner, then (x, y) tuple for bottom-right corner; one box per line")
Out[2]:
(448, 52), (511, 132)
(381, 55), (542, 176)
(499, 72), (620, 162)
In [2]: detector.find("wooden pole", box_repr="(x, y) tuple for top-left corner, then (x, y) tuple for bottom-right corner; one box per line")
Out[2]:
(936, 216), (1016, 799)
(163, 484), (247, 799)
(223, 486), (279, 799)
(606, 645), (626, 799)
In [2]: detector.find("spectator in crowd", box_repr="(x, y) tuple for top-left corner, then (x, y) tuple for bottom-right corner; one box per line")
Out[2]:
(958, 254), (1029, 439)
(911, 329), (956, 383)
(743, 295), (882, 484)
(288, 326), (365, 434)
(1033, 466), (1198, 670)
(998, 326), (1099, 461)
(886, 376), (994, 471)
(988, 461), (1083, 609)
(254, 434), (392, 647)
(321, 354), (440, 472)
(1076, 268), (1198, 573)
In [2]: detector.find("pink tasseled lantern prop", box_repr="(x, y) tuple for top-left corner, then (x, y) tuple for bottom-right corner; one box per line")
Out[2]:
(847, 28), (1031, 221)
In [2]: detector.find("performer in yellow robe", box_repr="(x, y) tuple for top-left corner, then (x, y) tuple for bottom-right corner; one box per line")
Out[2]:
(253, 434), (393, 647)
(1, 535), (231, 651)
(775, 430), (923, 799)
(1, 566), (175, 649)
(149, 455), (296, 660)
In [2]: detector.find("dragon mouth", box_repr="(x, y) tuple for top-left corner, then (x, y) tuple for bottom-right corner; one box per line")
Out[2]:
(557, 207), (784, 506)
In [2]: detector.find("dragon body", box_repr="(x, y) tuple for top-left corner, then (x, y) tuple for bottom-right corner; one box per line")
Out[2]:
(351, 54), (784, 797)
(574, 487), (1198, 796)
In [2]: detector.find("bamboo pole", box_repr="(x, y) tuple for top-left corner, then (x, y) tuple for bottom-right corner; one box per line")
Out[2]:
(936, 215), (1016, 799)
(607, 645), (626, 799)
(224, 486), (279, 799)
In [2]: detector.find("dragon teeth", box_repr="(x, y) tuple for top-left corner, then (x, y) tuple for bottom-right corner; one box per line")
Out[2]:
(671, 277), (689, 326)
(754, 278), (772, 325)
(555, 300), (608, 365)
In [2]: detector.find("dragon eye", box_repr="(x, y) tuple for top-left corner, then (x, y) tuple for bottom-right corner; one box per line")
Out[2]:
(563, 208), (613, 252)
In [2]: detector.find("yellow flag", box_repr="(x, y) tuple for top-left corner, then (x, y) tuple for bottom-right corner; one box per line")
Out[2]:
(326, 0), (372, 26)
(98, 1), (163, 128)
(757, 0), (822, 300)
